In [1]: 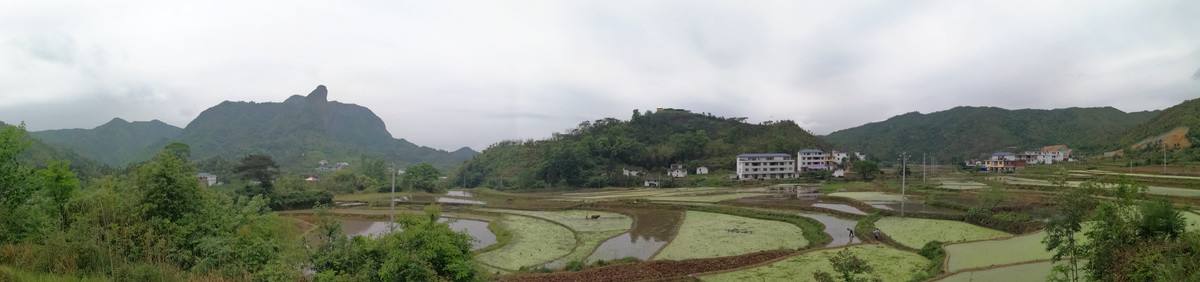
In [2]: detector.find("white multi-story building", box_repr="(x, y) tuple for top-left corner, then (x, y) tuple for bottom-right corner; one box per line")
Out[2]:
(831, 151), (850, 164)
(736, 153), (798, 180)
(798, 149), (831, 171)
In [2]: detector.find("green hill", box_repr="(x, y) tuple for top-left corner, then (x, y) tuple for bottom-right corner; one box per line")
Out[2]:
(31, 118), (181, 167)
(1, 121), (112, 180)
(158, 85), (475, 171)
(1114, 98), (1200, 149)
(451, 109), (832, 189)
(822, 106), (1159, 162)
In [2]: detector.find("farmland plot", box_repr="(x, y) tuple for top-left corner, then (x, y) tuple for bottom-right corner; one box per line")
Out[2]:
(475, 215), (576, 270)
(699, 244), (928, 282)
(476, 209), (631, 232)
(654, 211), (807, 260)
(875, 217), (1009, 249)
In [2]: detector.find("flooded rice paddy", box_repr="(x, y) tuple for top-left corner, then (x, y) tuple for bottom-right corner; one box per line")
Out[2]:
(340, 218), (496, 250)
(587, 209), (684, 262)
(797, 212), (859, 247)
(392, 195), (487, 205)
(811, 203), (867, 215)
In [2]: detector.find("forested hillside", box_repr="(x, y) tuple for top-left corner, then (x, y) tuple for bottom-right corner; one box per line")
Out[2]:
(2, 121), (111, 179)
(451, 109), (832, 189)
(31, 118), (181, 166)
(1110, 98), (1200, 164)
(822, 106), (1159, 162)
(156, 85), (475, 171)
(1114, 98), (1200, 148)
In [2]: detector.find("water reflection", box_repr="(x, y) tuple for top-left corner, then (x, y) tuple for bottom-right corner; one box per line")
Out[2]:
(446, 190), (473, 197)
(587, 209), (683, 262)
(339, 218), (496, 250)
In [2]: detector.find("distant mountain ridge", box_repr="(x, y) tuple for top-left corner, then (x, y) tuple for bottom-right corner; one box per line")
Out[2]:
(822, 106), (1160, 162)
(161, 85), (475, 171)
(2, 121), (112, 179)
(32, 118), (182, 166)
(452, 109), (832, 189)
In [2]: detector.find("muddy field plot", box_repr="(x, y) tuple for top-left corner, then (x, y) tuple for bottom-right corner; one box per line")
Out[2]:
(698, 244), (929, 281)
(475, 215), (576, 270)
(876, 217), (1009, 249)
(653, 211), (807, 261)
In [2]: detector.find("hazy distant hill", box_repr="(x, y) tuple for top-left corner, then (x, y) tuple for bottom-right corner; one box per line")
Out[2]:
(1113, 98), (1200, 149)
(2, 121), (112, 179)
(823, 106), (1160, 162)
(452, 109), (832, 189)
(32, 118), (181, 167)
(161, 85), (475, 171)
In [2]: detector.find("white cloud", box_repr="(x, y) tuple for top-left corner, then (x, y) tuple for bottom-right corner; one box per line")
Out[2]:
(0, 0), (1197, 151)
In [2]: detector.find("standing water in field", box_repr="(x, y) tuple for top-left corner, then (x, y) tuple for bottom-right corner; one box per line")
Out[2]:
(445, 190), (474, 197)
(798, 212), (859, 247)
(812, 203), (867, 215)
(587, 209), (684, 262)
(339, 218), (497, 250)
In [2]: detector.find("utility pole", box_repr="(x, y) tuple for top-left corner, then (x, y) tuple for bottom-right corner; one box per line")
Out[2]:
(903, 154), (907, 217)
(922, 153), (926, 183)
(390, 166), (397, 232)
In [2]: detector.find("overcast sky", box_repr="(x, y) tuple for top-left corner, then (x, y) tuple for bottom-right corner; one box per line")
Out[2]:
(2, 1), (1198, 151)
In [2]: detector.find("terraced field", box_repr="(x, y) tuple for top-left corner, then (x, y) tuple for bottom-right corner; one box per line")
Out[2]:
(937, 261), (1068, 282)
(942, 231), (1053, 272)
(698, 244), (929, 281)
(654, 211), (807, 260)
(475, 215), (575, 270)
(827, 192), (906, 203)
(936, 178), (988, 190)
(475, 209), (631, 232)
(998, 176), (1200, 197)
(875, 217), (1009, 249)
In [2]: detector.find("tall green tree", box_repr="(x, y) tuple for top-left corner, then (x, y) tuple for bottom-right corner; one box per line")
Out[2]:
(235, 154), (280, 188)
(36, 161), (77, 230)
(0, 123), (33, 209)
(1043, 178), (1097, 282)
(138, 149), (203, 223)
(850, 160), (880, 181)
(402, 163), (440, 193)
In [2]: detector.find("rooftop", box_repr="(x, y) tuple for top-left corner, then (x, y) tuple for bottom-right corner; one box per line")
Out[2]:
(992, 152), (1015, 156)
(799, 149), (823, 153)
(737, 153), (791, 158)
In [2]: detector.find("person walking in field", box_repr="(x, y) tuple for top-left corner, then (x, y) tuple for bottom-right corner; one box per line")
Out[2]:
(847, 228), (855, 242)
(873, 229), (881, 240)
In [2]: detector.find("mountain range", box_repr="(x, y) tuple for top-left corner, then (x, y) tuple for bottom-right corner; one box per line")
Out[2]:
(24, 86), (476, 172)
(822, 106), (1161, 162)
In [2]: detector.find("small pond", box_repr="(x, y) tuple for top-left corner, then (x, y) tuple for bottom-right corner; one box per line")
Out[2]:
(340, 218), (496, 250)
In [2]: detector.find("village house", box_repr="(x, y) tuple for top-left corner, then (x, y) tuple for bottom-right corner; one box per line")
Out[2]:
(695, 166), (709, 175)
(736, 153), (798, 180)
(985, 152), (1025, 172)
(668, 164), (687, 178)
(644, 180), (660, 187)
(197, 173), (217, 187)
(798, 149), (831, 171)
(622, 166), (645, 176)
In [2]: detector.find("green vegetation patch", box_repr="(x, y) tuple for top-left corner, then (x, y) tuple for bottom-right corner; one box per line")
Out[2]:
(477, 209), (631, 232)
(475, 215), (576, 270)
(943, 231), (1053, 272)
(1185, 211), (1200, 231)
(554, 230), (628, 269)
(936, 178), (988, 190)
(876, 217), (1010, 249)
(645, 193), (763, 203)
(828, 192), (906, 203)
(699, 244), (929, 282)
(937, 260), (1076, 282)
(654, 211), (807, 260)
